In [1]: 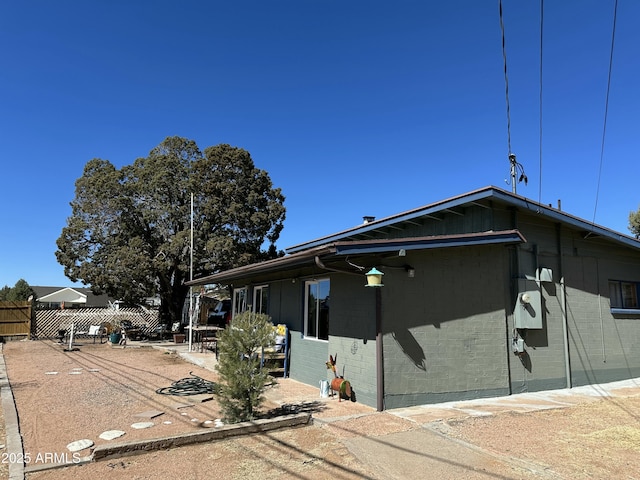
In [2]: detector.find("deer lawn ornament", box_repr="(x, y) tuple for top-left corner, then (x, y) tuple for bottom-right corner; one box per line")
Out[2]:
(325, 354), (352, 402)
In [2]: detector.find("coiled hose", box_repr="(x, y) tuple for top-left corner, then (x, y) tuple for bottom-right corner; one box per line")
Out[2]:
(156, 372), (219, 396)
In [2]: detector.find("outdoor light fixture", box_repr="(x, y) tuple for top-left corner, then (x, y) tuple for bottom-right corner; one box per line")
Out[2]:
(406, 266), (415, 278)
(520, 292), (531, 304)
(365, 267), (384, 287)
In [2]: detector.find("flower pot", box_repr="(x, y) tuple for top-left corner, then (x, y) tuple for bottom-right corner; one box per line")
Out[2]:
(109, 333), (122, 345)
(173, 334), (186, 344)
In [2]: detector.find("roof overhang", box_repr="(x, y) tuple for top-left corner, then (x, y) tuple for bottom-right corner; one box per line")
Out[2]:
(286, 186), (640, 253)
(187, 230), (525, 286)
(333, 230), (526, 255)
(187, 245), (336, 286)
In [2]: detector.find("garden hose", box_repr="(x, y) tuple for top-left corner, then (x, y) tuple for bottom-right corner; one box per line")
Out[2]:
(156, 372), (219, 396)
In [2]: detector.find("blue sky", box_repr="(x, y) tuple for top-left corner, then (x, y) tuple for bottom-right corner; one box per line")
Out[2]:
(1, 1), (638, 288)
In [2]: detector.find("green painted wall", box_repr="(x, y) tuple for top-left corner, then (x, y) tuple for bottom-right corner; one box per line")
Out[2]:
(225, 202), (640, 410)
(379, 246), (512, 409)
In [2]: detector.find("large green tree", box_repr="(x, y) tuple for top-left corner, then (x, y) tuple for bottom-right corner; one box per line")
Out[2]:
(630, 206), (640, 239)
(56, 136), (286, 325)
(0, 279), (34, 301)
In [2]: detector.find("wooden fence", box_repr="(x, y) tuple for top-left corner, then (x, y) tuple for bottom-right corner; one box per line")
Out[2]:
(34, 307), (160, 339)
(0, 301), (32, 338)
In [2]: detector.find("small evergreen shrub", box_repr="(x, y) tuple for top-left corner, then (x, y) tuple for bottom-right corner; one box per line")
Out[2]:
(215, 311), (277, 423)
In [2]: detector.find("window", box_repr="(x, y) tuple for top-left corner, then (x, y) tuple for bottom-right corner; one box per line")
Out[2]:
(609, 280), (639, 309)
(253, 285), (269, 314)
(232, 287), (247, 317)
(304, 279), (329, 341)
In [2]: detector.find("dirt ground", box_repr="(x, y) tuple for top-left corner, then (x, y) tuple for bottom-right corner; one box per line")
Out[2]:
(1, 339), (640, 480)
(443, 396), (640, 480)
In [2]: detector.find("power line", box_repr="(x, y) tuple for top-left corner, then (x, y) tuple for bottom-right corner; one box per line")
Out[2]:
(538, 0), (544, 205)
(499, 0), (512, 156)
(592, 0), (618, 224)
(499, 0), (527, 195)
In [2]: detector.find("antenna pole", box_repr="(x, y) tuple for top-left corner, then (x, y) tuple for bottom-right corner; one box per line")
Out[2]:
(509, 153), (517, 194)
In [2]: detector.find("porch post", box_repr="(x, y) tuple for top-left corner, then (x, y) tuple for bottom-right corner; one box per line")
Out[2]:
(375, 287), (384, 411)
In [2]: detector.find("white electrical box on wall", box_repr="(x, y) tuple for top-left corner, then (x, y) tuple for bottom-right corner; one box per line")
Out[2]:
(514, 278), (542, 329)
(537, 267), (553, 283)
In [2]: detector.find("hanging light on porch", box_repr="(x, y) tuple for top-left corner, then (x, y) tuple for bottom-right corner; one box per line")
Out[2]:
(365, 268), (384, 287)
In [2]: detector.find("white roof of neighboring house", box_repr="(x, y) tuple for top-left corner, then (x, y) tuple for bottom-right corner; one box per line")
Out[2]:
(36, 287), (87, 304)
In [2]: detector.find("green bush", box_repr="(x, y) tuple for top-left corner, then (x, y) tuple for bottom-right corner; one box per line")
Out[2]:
(215, 311), (277, 423)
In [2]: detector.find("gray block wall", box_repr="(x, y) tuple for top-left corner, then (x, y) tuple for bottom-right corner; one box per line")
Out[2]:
(564, 249), (640, 386)
(328, 275), (378, 408)
(380, 246), (511, 409)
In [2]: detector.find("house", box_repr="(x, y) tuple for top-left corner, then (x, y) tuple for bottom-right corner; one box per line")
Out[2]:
(32, 286), (114, 309)
(187, 186), (640, 411)
(32, 286), (161, 339)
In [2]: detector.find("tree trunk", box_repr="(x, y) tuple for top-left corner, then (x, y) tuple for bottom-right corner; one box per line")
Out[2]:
(157, 270), (189, 329)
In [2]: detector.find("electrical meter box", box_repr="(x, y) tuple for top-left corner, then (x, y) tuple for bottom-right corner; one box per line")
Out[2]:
(514, 279), (542, 329)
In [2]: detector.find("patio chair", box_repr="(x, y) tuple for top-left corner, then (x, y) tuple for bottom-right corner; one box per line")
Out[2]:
(200, 334), (218, 359)
(88, 324), (105, 344)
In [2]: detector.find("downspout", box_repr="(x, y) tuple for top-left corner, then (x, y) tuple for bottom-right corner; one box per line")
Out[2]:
(314, 256), (362, 276)
(557, 223), (571, 388)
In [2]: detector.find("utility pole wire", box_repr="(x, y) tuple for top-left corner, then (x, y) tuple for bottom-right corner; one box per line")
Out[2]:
(499, 0), (512, 156)
(499, 0), (527, 195)
(538, 0), (544, 205)
(593, 0), (618, 225)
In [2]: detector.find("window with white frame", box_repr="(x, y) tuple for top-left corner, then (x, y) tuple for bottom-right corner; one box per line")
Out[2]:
(253, 285), (269, 314)
(304, 279), (329, 341)
(609, 280), (639, 309)
(232, 287), (247, 317)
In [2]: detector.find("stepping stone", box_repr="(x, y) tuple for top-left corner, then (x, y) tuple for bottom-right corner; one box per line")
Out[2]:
(185, 394), (213, 403)
(171, 402), (194, 409)
(44, 372), (58, 375)
(87, 368), (100, 372)
(69, 371), (82, 375)
(134, 410), (164, 419)
(131, 422), (154, 429)
(163, 421), (172, 425)
(99, 430), (126, 441)
(67, 439), (94, 452)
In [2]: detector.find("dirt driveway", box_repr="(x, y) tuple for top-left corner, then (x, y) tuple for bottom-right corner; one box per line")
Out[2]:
(1, 339), (640, 480)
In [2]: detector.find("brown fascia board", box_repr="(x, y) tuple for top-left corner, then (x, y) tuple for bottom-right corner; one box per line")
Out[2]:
(285, 186), (500, 253)
(332, 229), (527, 255)
(187, 230), (527, 286)
(186, 245), (336, 286)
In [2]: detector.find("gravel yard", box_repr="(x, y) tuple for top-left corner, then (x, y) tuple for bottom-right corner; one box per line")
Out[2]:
(1, 338), (640, 480)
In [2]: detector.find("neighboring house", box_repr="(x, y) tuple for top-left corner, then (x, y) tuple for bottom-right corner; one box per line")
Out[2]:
(187, 186), (640, 411)
(32, 286), (160, 339)
(33, 286), (115, 309)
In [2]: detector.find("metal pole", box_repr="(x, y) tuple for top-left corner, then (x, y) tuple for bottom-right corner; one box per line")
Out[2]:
(188, 192), (194, 352)
(560, 277), (571, 388)
(509, 153), (517, 194)
(68, 323), (75, 350)
(375, 287), (384, 411)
